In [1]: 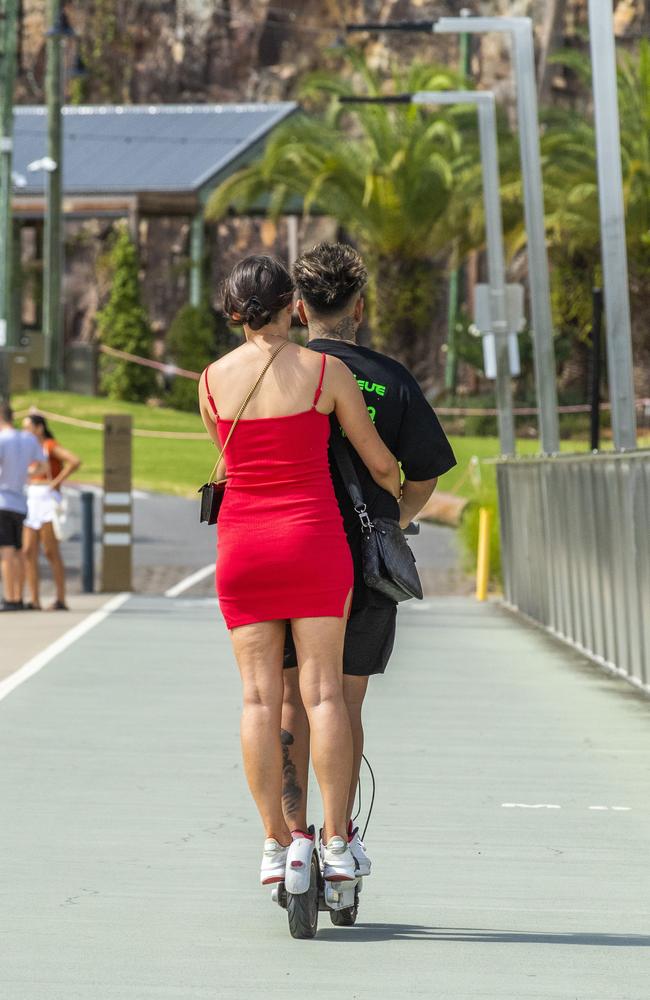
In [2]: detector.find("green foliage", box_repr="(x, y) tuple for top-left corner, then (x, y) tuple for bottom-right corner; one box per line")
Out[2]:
(457, 495), (501, 583)
(97, 226), (156, 402)
(542, 42), (650, 344)
(207, 52), (480, 372)
(165, 304), (223, 412)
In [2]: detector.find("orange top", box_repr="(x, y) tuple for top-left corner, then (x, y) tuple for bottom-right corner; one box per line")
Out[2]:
(31, 438), (63, 484)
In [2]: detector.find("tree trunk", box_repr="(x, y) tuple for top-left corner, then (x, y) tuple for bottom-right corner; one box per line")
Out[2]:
(367, 253), (444, 386)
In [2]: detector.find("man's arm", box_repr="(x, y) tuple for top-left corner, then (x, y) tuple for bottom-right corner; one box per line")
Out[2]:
(398, 477), (438, 529)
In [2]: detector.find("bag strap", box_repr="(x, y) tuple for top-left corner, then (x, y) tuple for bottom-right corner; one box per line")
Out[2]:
(329, 427), (374, 531)
(206, 340), (289, 483)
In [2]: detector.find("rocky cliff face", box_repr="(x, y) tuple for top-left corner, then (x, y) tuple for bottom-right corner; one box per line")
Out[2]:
(16, 1), (647, 106)
(13, 1), (648, 384)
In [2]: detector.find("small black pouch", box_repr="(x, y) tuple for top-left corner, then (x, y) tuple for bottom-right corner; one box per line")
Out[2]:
(199, 480), (226, 525)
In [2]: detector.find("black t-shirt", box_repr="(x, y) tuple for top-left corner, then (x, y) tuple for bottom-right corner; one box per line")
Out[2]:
(308, 339), (457, 608)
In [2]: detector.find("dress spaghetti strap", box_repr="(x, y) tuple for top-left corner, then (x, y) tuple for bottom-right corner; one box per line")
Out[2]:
(312, 354), (327, 408)
(203, 366), (218, 415)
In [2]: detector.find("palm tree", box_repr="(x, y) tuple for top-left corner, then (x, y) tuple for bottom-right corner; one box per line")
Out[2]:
(207, 53), (470, 380)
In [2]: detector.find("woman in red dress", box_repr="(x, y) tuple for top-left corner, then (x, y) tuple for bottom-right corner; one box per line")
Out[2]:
(199, 256), (400, 886)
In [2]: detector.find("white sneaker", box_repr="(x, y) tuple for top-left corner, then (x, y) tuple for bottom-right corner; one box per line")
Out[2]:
(284, 831), (315, 894)
(320, 835), (356, 882)
(260, 838), (289, 886)
(348, 826), (371, 877)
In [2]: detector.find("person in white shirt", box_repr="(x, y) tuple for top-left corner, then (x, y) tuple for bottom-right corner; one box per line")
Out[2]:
(0, 403), (46, 611)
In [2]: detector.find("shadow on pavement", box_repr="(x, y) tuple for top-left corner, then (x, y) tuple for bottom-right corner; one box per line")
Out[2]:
(315, 924), (650, 946)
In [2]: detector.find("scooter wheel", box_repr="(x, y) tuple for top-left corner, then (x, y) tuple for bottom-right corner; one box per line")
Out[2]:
(329, 885), (359, 926)
(286, 852), (319, 939)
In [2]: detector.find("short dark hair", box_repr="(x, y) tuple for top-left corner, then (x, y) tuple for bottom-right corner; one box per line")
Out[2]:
(292, 243), (367, 314)
(222, 255), (294, 331)
(0, 402), (13, 423)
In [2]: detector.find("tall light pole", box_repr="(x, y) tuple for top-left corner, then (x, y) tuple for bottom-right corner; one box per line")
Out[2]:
(435, 18), (559, 455)
(588, 1), (637, 451)
(42, 0), (71, 389)
(347, 15), (559, 452)
(0, 0), (19, 351)
(340, 90), (517, 455)
(414, 91), (515, 455)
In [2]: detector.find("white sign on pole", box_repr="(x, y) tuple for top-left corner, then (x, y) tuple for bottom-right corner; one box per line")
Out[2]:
(474, 282), (525, 378)
(0, 320), (6, 347)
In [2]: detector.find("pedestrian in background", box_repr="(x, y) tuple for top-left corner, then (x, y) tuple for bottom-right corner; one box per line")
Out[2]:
(21, 414), (81, 611)
(0, 403), (46, 612)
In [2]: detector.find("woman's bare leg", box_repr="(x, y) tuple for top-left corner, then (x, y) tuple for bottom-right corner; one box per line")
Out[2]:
(230, 619), (292, 845)
(40, 523), (66, 605)
(21, 527), (41, 606)
(291, 605), (353, 842)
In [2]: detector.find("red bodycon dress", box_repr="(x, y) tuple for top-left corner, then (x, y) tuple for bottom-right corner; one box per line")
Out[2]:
(204, 354), (353, 630)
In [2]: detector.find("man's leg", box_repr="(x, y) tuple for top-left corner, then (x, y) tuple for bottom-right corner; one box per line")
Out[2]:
(343, 674), (369, 823)
(280, 666), (310, 832)
(1, 545), (21, 603)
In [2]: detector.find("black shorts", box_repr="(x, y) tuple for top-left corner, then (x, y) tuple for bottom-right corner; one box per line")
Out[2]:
(0, 509), (25, 550)
(284, 600), (397, 677)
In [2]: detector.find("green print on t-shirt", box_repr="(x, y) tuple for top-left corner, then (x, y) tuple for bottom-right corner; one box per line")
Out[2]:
(355, 377), (387, 398)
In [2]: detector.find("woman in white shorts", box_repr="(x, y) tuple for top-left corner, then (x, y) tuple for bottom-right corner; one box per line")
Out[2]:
(22, 415), (81, 610)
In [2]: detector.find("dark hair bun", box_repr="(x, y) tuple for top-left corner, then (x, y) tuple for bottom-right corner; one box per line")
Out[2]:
(243, 296), (273, 329)
(223, 255), (294, 331)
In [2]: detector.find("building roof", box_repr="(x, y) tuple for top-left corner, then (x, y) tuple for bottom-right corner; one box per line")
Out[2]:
(12, 103), (297, 199)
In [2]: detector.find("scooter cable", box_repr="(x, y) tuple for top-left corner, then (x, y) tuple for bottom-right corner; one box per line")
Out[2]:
(360, 753), (376, 841)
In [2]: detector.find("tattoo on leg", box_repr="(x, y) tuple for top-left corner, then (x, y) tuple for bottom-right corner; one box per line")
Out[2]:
(280, 728), (303, 819)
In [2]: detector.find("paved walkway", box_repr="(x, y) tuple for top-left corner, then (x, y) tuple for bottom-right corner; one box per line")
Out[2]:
(1, 596), (649, 999)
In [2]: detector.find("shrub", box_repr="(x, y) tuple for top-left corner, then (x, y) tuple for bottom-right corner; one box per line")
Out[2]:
(97, 226), (156, 402)
(166, 304), (223, 412)
(458, 490), (501, 584)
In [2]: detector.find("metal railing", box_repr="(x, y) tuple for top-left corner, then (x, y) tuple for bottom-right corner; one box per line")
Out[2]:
(497, 451), (650, 693)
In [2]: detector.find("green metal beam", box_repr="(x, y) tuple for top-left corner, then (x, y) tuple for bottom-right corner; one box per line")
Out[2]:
(0, 0), (19, 350)
(189, 210), (205, 308)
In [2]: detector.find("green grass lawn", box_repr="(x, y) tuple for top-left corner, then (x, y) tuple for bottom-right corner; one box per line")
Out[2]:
(13, 391), (649, 582)
(13, 390), (215, 497)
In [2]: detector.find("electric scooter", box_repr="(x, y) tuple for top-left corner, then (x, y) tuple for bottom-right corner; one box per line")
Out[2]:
(270, 826), (362, 938)
(271, 755), (375, 938)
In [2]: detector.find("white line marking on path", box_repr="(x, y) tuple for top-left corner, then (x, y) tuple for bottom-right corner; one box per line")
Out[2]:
(502, 803), (561, 809)
(165, 564), (215, 598)
(0, 593), (130, 704)
(502, 802), (632, 812)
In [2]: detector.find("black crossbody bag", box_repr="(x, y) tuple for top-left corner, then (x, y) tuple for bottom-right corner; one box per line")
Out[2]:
(330, 429), (423, 603)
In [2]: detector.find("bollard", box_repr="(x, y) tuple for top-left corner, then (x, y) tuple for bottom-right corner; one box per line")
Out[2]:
(476, 506), (492, 601)
(101, 414), (133, 592)
(80, 490), (95, 593)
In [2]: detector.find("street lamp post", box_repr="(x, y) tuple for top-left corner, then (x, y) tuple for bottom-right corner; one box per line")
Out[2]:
(340, 90), (517, 455)
(0, 0), (19, 351)
(434, 18), (559, 455)
(588, 1), (637, 451)
(347, 15), (560, 451)
(414, 91), (515, 455)
(42, 0), (71, 390)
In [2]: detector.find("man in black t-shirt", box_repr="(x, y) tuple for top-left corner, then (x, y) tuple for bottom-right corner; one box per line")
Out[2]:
(282, 243), (456, 873)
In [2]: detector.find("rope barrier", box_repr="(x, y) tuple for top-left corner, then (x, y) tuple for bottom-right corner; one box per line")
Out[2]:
(19, 407), (209, 441)
(98, 343), (650, 418)
(98, 344), (201, 381)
